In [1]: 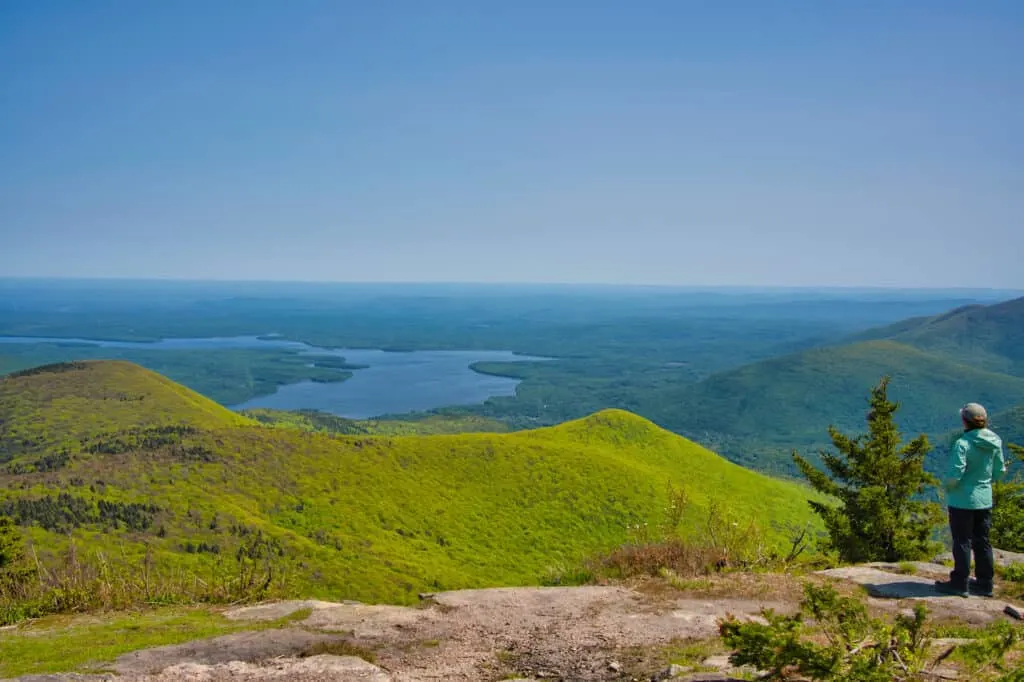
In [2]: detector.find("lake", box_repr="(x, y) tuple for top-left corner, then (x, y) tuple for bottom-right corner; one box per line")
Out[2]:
(0, 336), (546, 418)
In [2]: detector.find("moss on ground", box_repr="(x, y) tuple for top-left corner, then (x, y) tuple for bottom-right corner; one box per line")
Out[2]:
(0, 606), (308, 677)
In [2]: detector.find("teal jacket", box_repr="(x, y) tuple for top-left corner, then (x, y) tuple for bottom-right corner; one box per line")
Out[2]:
(944, 428), (1006, 510)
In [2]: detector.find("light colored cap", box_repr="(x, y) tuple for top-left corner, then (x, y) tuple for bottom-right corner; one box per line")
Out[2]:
(960, 403), (988, 424)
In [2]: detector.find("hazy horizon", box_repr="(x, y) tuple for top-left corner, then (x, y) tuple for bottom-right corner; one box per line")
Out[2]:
(3, 1), (1022, 288)
(2, 275), (1021, 297)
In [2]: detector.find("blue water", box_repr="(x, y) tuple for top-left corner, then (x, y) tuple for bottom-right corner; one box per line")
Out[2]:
(0, 335), (546, 418)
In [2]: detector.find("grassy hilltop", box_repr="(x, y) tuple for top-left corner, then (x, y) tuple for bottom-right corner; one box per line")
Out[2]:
(0, 361), (817, 606)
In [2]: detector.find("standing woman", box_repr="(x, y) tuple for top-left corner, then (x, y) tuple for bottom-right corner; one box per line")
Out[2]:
(935, 403), (1007, 598)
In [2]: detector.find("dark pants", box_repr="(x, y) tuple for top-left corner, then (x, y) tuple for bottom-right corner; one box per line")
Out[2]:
(948, 506), (994, 590)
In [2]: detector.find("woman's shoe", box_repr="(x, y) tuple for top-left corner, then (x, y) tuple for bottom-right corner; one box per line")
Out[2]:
(934, 580), (969, 597)
(969, 579), (994, 598)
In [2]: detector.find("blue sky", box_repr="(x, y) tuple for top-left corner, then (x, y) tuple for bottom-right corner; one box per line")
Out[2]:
(2, 1), (1021, 287)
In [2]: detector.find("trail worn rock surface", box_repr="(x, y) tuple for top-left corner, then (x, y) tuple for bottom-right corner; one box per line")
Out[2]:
(817, 565), (1016, 624)
(9, 565), (1023, 682)
(933, 548), (1024, 568)
(9, 586), (790, 682)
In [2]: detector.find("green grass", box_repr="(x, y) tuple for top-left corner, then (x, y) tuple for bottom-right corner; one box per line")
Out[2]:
(0, 606), (309, 677)
(0, 361), (819, 608)
(663, 638), (723, 670)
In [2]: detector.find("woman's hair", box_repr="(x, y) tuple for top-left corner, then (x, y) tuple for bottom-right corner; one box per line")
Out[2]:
(961, 402), (988, 430)
(964, 414), (988, 429)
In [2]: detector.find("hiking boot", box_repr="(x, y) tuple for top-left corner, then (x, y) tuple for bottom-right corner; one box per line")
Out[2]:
(934, 580), (969, 598)
(969, 579), (994, 598)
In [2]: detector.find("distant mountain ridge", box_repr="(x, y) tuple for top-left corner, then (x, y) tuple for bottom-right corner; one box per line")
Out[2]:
(852, 295), (1024, 377)
(658, 295), (1024, 473)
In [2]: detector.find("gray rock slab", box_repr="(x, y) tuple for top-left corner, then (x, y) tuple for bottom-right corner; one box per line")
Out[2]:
(865, 561), (948, 576)
(154, 655), (390, 681)
(817, 566), (1018, 623)
(933, 548), (1024, 568)
(223, 600), (340, 622)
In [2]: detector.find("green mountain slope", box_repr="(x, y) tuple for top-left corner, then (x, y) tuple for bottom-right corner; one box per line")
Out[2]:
(656, 340), (1024, 473)
(992, 404), (1024, 445)
(0, 361), (816, 604)
(854, 296), (1024, 377)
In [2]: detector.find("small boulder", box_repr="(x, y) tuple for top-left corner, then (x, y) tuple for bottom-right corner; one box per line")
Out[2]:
(701, 654), (732, 669)
(653, 663), (692, 679)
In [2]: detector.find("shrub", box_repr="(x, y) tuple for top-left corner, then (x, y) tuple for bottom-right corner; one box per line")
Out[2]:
(721, 582), (930, 681)
(592, 483), (782, 579)
(950, 620), (1024, 681)
(0, 494), (158, 533)
(0, 535), (291, 626)
(720, 581), (1023, 681)
(998, 562), (1024, 600)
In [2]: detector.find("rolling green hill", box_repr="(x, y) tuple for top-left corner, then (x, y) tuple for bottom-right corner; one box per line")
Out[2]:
(0, 361), (817, 605)
(655, 340), (1024, 473)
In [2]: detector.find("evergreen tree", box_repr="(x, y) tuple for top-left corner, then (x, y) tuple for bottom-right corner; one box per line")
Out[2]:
(991, 444), (1024, 552)
(0, 515), (35, 595)
(0, 516), (24, 572)
(793, 377), (942, 563)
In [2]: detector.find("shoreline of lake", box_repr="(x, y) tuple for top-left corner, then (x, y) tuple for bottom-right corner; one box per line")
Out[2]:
(0, 335), (549, 419)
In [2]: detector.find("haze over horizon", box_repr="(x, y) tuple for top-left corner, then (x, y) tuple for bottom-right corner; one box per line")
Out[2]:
(3, 1), (1022, 288)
